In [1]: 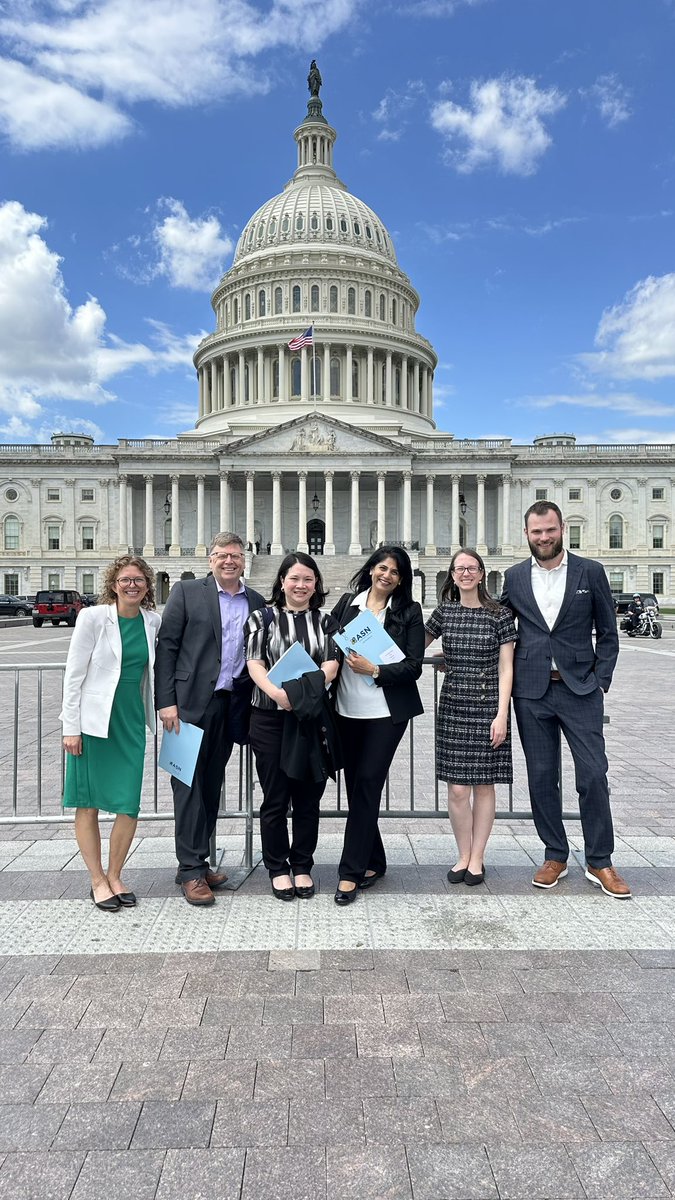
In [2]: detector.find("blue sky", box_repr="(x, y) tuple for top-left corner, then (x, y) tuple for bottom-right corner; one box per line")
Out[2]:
(1, 0), (674, 446)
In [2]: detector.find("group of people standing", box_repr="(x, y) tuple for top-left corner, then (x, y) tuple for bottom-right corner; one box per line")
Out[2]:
(59, 500), (631, 912)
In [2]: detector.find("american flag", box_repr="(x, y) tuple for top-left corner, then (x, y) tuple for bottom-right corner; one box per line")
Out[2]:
(287, 326), (314, 351)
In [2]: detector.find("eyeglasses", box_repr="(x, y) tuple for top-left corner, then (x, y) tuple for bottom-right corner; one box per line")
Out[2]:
(117, 577), (146, 586)
(211, 553), (243, 562)
(453, 566), (481, 576)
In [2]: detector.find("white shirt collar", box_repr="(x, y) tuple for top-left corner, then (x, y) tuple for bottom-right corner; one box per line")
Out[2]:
(531, 548), (568, 573)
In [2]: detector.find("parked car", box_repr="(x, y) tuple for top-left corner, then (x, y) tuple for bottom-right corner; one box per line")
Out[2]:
(81, 593), (99, 606)
(0, 594), (33, 617)
(613, 592), (660, 616)
(32, 590), (84, 627)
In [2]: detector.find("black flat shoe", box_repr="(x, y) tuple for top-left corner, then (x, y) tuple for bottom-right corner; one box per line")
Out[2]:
(272, 883), (295, 901)
(334, 884), (358, 906)
(89, 887), (121, 912)
(294, 884), (315, 899)
(358, 871), (385, 890)
(447, 867), (467, 884)
(115, 892), (137, 907)
(464, 868), (485, 886)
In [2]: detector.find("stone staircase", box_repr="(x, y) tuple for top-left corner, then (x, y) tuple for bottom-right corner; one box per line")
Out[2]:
(245, 553), (357, 602)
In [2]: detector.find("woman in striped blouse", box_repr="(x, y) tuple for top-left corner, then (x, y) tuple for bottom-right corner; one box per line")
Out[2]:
(244, 553), (339, 900)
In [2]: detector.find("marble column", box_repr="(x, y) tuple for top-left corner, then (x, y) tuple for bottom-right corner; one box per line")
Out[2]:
(278, 345), (286, 402)
(238, 351), (245, 405)
(257, 349), (264, 405)
(118, 474), (128, 550)
(198, 368), (204, 419)
(402, 471), (412, 545)
(451, 474), (461, 547)
(324, 470), (335, 555)
(385, 351), (393, 406)
(413, 360), (420, 413)
(425, 474), (436, 555)
(346, 345), (353, 402)
(476, 474), (487, 554)
(349, 471), (361, 555)
(143, 474), (154, 556)
(170, 474), (180, 556)
(196, 475), (206, 556)
(297, 471), (309, 552)
(323, 342), (330, 402)
(500, 474), (512, 552)
(366, 347), (374, 404)
(245, 472), (255, 548)
(219, 471), (230, 532)
(271, 473), (283, 554)
(401, 354), (408, 411)
(223, 355), (232, 408)
(210, 360), (218, 414)
(377, 471), (386, 545)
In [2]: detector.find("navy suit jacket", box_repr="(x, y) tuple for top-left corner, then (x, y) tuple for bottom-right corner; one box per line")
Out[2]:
(155, 574), (265, 731)
(501, 552), (618, 700)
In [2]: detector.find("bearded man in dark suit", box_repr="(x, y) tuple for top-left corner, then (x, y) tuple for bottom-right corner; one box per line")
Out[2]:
(155, 533), (265, 906)
(501, 502), (630, 899)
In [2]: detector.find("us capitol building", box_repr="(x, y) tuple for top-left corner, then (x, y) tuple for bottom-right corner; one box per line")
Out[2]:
(1, 66), (673, 605)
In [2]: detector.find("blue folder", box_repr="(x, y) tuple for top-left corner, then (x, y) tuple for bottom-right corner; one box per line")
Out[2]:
(266, 639), (317, 687)
(333, 609), (404, 685)
(158, 722), (204, 788)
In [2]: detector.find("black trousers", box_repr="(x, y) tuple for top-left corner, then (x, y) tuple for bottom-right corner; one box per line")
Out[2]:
(513, 681), (614, 869)
(337, 714), (407, 883)
(250, 708), (327, 878)
(172, 690), (234, 883)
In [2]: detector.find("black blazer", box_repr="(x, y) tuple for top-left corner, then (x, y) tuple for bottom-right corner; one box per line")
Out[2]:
(155, 575), (266, 727)
(501, 552), (619, 699)
(331, 593), (424, 725)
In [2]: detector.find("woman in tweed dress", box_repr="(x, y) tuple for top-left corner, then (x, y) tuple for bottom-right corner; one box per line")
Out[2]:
(424, 550), (516, 887)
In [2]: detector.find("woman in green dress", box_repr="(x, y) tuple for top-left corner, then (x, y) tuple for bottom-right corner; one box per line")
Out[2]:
(60, 556), (161, 911)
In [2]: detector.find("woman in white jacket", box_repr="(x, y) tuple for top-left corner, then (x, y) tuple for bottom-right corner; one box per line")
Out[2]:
(60, 556), (160, 911)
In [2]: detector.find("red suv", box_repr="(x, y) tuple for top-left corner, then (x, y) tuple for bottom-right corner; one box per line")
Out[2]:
(32, 590), (84, 628)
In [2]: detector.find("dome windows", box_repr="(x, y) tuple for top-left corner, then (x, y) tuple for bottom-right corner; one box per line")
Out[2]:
(310, 212), (319, 232)
(233, 297), (239, 324)
(258, 289), (266, 317)
(295, 213), (304, 232)
(274, 286), (283, 315)
(347, 287), (356, 315)
(310, 284), (320, 312)
(269, 217), (277, 237)
(379, 293), (386, 321)
(364, 290), (372, 318)
(257, 222), (264, 241)
(244, 293), (252, 320)
(291, 357), (301, 397)
(329, 285), (338, 313)
(354, 221), (361, 236)
(391, 298), (397, 325)
(339, 215), (348, 234)
(281, 214), (290, 234)
(326, 214), (334, 233)
(365, 224), (372, 240)
(292, 284), (301, 313)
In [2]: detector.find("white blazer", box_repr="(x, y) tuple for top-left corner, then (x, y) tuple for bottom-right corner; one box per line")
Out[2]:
(59, 604), (161, 738)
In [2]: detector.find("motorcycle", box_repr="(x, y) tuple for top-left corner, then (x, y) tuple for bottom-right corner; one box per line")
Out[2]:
(620, 605), (663, 639)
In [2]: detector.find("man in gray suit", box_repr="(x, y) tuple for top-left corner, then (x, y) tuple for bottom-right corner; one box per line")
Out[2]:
(501, 502), (630, 898)
(156, 533), (265, 905)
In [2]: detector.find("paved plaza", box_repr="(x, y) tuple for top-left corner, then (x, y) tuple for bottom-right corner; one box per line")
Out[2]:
(0, 625), (674, 1197)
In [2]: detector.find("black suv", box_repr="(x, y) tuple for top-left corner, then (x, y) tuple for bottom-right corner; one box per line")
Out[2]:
(0, 594), (33, 617)
(613, 592), (659, 616)
(32, 590), (84, 627)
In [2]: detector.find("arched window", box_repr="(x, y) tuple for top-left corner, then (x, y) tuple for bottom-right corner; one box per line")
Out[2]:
(354, 221), (361, 236)
(291, 357), (301, 397)
(310, 284), (320, 312)
(3, 515), (19, 550)
(379, 293), (386, 321)
(244, 293), (251, 320)
(352, 359), (359, 399)
(269, 217), (277, 237)
(339, 215), (348, 233)
(233, 297), (239, 324)
(608, 515), (623, 549)
(295, 213), (304, 232)
(258, 289), (266, 317)
(391, 298), (397, 325)
(310, 357), (322, 398)
(364, 290), (372, 318)
(375, 227), (382, 245)
(292, 285), (301, 313)
(281, 214), (290, 234)
(365, 224), (372, 240)
(310, 212), (319, 232)
(326, 214), (334, 233)
(330, 356), (341, 397)
(329, 285), (338, 313)
(347, 287), (356, 315)
(274, 287), (283, 315)
(272, 358), (280, 399)
(257, 221), (264, 241)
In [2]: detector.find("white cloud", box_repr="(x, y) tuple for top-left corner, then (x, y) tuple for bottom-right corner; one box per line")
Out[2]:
(0, 57), (131, 150)
(153, 199), (233, 291)
(0, 0), (361, 151)
(581, 274), (675, 380)
(430, 76), (565, 175)
(0, 199), (205, 441)
(516, 392), (675, 418)
(599, 427), (675, 444)
(372, 80), (424, 142)
(587, 73), (631, 128)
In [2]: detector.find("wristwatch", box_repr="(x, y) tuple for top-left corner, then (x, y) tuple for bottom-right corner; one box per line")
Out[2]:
(372, 666), (380, 680)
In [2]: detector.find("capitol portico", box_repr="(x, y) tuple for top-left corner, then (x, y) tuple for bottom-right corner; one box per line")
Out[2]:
(0, 68), (673, 605)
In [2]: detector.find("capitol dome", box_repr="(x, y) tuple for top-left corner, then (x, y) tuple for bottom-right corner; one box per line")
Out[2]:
(192, 66), (437, 439)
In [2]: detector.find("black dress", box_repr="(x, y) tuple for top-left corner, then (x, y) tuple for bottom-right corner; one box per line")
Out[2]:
(425, 603), (516, 785)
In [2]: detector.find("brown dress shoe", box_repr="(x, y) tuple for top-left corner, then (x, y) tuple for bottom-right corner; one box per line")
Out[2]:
(584, 865), (632, 898)
(181, 878), (215, 906)
(205, 870), (228, 889)
(532, 860), (568, 889)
